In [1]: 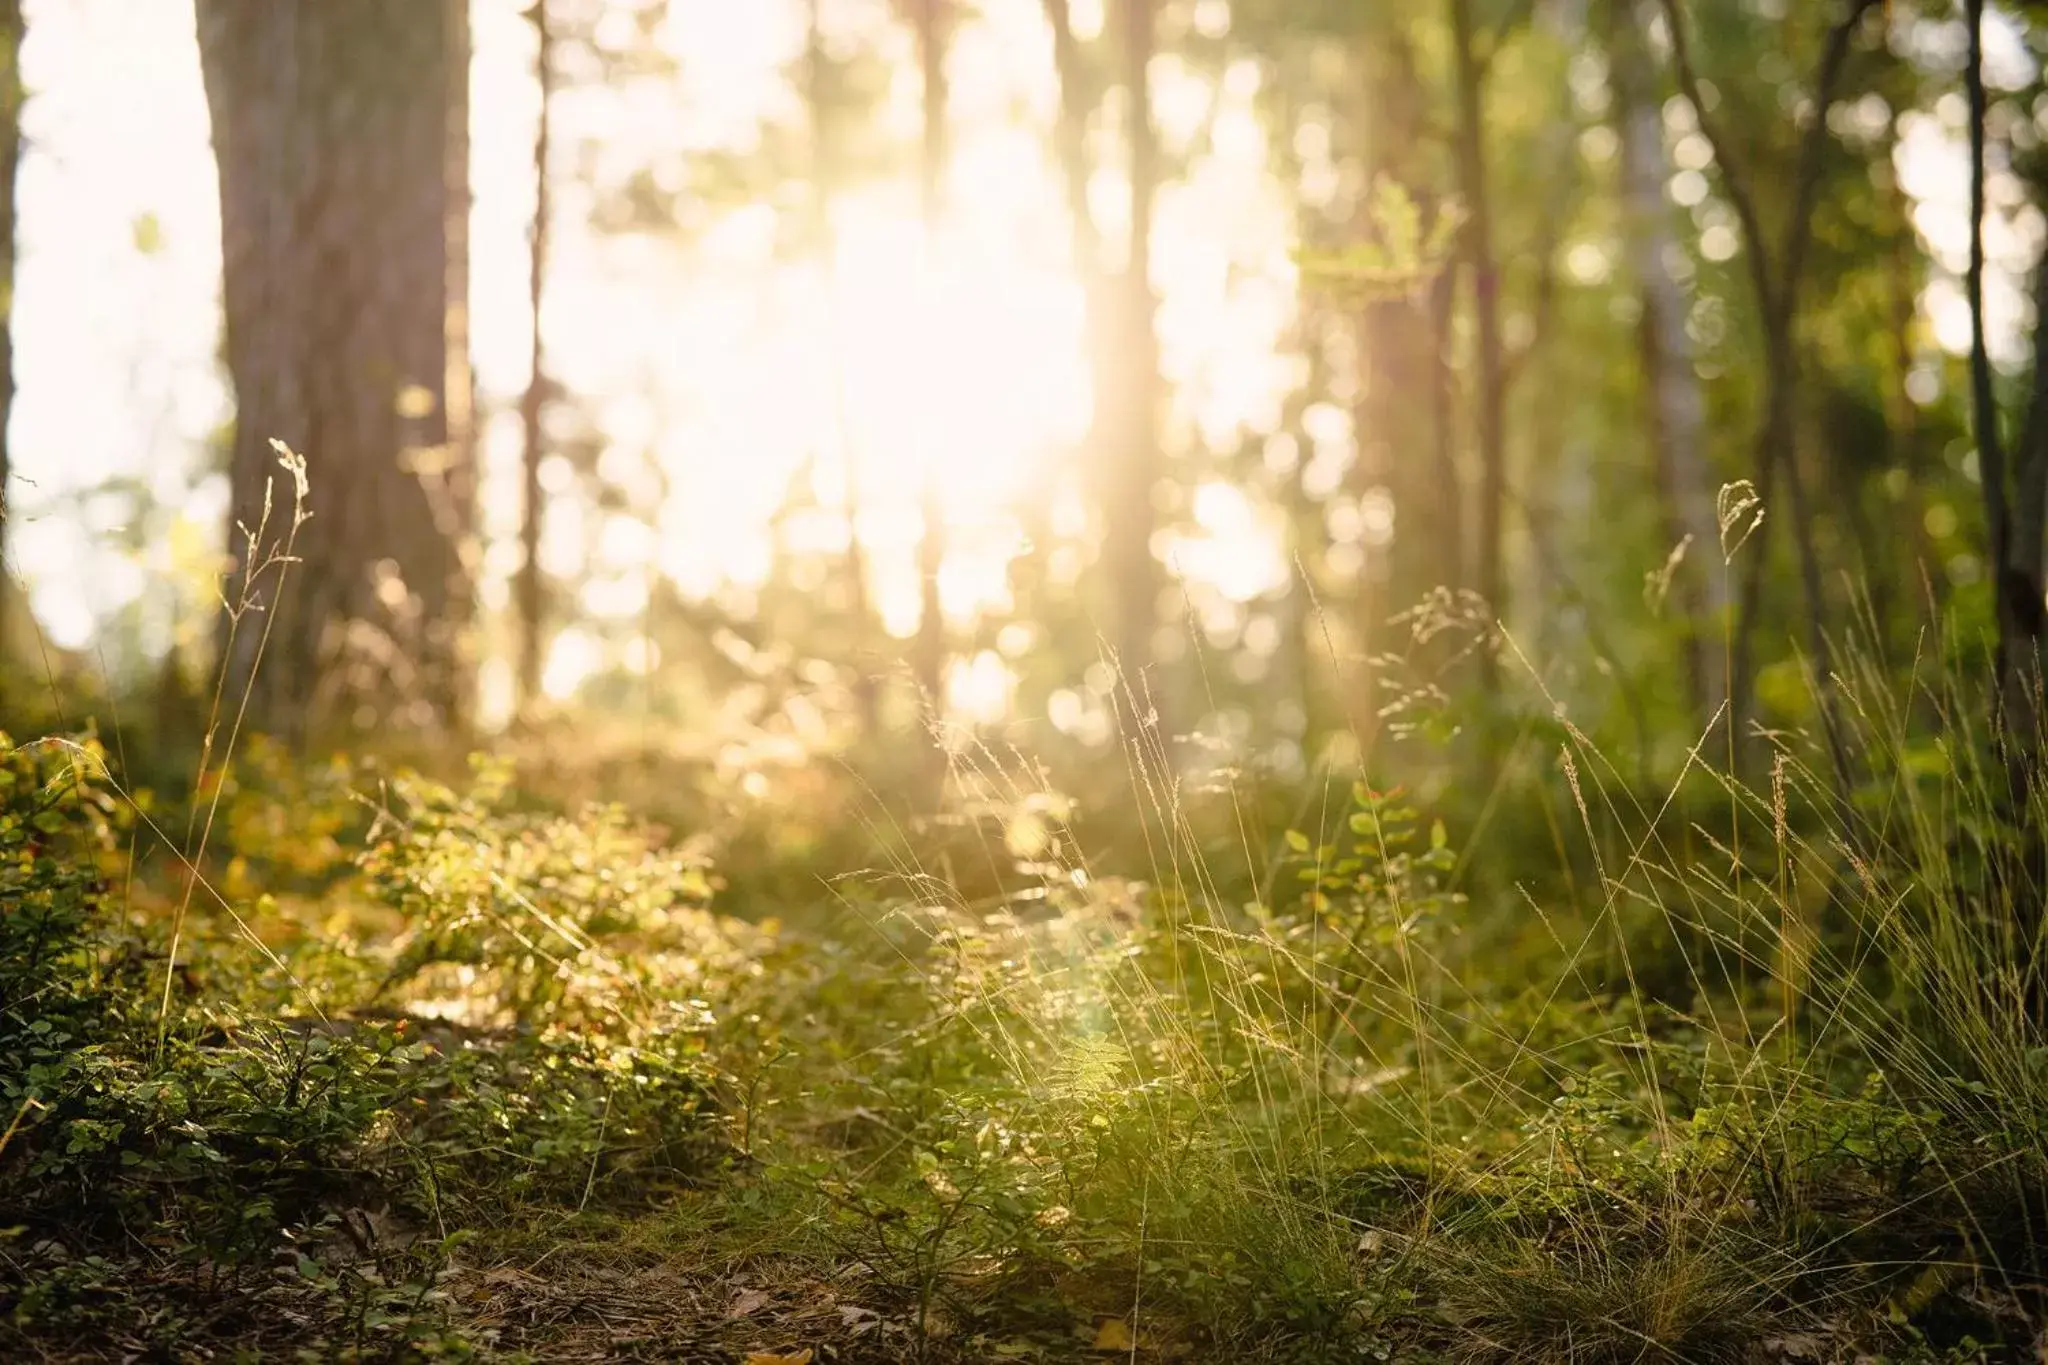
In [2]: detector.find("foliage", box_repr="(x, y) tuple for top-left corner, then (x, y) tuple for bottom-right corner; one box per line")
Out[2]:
(16, 0), (2048, 1357)
(0, 738), (729, 1360)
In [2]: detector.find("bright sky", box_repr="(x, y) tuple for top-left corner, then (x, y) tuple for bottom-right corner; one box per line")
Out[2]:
(0, 0), (2035, 725)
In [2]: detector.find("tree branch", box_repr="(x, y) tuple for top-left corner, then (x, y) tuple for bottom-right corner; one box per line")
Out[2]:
(1777, 0), (1883, 329)
(1655, 0), (1777, 318)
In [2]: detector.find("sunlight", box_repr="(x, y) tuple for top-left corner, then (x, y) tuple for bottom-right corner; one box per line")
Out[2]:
(541, 625), (603, 700)
(813, 182), (1089, 632)
(19, 3), (2048, 1357)
(1167, 480), (1291, 605)
(7, 0), (1302, 693)
(943, 648), (1013, 728)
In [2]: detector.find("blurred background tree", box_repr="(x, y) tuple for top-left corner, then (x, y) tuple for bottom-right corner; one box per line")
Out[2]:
(0, 0), (2042, 837)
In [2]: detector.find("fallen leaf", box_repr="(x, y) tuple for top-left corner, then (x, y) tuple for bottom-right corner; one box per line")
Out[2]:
(1093, 1317), (1136, 1352)
(835, 1304), (879, 1333)
(743, 1351), (814, 1365)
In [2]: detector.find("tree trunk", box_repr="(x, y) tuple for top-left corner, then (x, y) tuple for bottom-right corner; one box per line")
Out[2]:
(1610, 0), (1727, 739)
(1659, 0), (1875, 778)
(198, 0), (473, 742)
(1106, 0), (1162, 696)
(1449, 0), (1505, 696)
(810, 0), (880, 737)
(1879, 109), (1944, 630)
(1042, 0), (1102, 279)
(1345, 32), (1448, 728)
(0, 0), (20, 653)
(912, 0), (950, 722)
(1967, 0), (2046, 773)
(2011, 262), (2048, 625)
(1427, 265), (1465, 597)
(515, 0), (553, 719)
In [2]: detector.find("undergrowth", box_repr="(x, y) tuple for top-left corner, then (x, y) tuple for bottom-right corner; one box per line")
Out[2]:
(3, 577), (2047, 1360)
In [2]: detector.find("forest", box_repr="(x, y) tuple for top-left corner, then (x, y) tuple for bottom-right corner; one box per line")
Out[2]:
(4, 0), (2048, 1360)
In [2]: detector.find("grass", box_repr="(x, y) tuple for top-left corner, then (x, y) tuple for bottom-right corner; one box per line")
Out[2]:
(2, 463), (2046, 1361)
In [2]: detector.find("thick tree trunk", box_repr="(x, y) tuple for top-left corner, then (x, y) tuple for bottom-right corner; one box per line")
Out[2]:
(1345, 30), (1450, 728)
(198, 0), (473, 742)
(1610, 2), (1727, 739)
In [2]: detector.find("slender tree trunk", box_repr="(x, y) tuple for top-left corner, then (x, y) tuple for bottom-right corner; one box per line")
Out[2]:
(1427, 264), (1465, 594)
(1967, 0), (2046, 773)
(515, 0), (552, 719)
(810, 0), (879, 737)
(1043, 0), (1101, 278)
(0, 0), (18, 656)
(912, 0), (949, 720)
(1728, 325), (1843, 780)
(1659, 0), (1875, 777)
(198, 0), (473, 741)
(2005, 260), (2048, 803)
(1610, 0), (1726, 737)
(1449, 0), (1505, 695)
(2012, 260), (2048, 609)
(1966, 0), (2008, 593)
(1107, 0), (1162, 695)
(1040, 0), (1109, 568)
(1882, 114), (1943, 623)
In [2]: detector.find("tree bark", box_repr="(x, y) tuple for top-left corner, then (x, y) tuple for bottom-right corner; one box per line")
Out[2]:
(1344, 31), (1450, 728)
(198, 0), (474, 742)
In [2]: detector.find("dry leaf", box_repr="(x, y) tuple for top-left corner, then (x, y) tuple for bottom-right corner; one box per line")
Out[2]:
(1093, 1316), (1136, 1352)
(743, 1351), (814, 1365)
(835, 1304), (879, 1333)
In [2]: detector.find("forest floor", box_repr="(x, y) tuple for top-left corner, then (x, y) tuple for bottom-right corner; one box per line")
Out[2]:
(4, 722), (2048, 1363)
